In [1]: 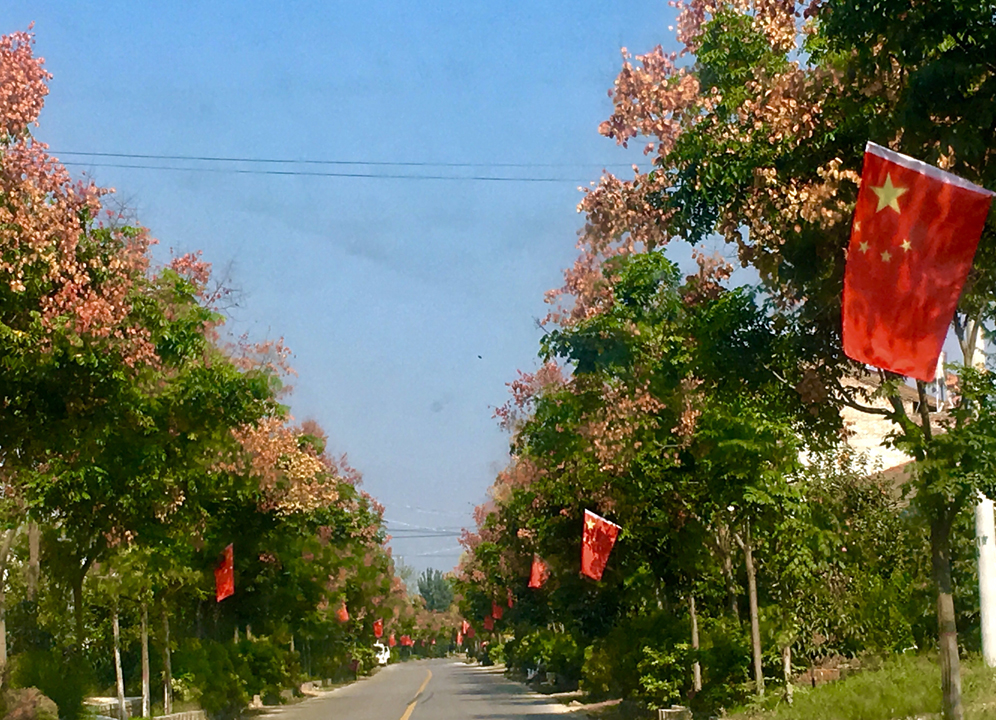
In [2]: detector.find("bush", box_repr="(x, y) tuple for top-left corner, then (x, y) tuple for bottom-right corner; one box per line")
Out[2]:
(638, 644), (693, 709)
(9, 648), (94, 720)
(174, 639), (249, 720)
(505, 629), (583, 685)
(234, 637), (293, 702)
(581, 611), (686, 700)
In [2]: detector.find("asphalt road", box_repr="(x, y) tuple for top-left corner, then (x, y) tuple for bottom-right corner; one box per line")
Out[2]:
(264, 659), (573, 720)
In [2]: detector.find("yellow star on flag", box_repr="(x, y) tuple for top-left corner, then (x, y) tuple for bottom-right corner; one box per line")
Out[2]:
(901, 239), (912, 252)
(870, 173), (907, 213)
(880, 250), (892, 262)
(858, 241), (869, 253)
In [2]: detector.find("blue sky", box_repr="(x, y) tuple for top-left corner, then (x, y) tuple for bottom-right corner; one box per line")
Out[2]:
(9, 1), (694, 570)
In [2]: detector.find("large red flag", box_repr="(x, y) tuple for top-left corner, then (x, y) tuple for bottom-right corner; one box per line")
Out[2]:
(373, 618), (383, 638)
(483, 615), (494, 631)
(528, 555), (550, 589)
(581, 510), (620, 581)
(215, 544), (234, 602)
(843, 142), (994, 381)
(491, 602), (504, 620)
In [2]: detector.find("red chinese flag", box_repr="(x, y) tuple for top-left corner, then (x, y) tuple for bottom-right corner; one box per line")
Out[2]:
(373, 618), (383, 638)
(401, 635), (412, 646)
(336, 602), (349, 623)
(843, 142), (994, 381)
(491, 602), (504, 620)
(581, 510), (620, 581)
(483, 615), (494, 631)
(507, 588), (514, 608)
(466, 626), (475, 639)
(456, 630), (463, 645)
(214, 544), (234, 602)
(461, 619), (471, 635)
(528, 555), (550, 589)
(389, 633), (397, 647)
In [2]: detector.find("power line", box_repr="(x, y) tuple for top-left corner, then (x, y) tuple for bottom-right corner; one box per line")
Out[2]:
(55, 149), (633, 170)
(62, 161), (587, 183)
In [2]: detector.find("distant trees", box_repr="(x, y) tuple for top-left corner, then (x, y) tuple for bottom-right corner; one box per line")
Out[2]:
(418, 569), (454, 612)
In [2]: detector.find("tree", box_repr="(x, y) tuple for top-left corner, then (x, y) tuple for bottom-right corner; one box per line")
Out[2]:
(545, 2), (995, 716)
(418, 569), (454, 612)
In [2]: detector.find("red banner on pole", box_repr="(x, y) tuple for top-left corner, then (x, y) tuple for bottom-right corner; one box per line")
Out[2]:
(843, 142), (994, 381)
(491, 602), (503, 620)
(389, 633), (397, 647)
(373, 618), (383, 638)
(581, 510), (620, 581)
(528, 555), (550, 589)
(336, 602), (349, 623)
(215, 544), (234, 602)
(483, 615), (494, 631)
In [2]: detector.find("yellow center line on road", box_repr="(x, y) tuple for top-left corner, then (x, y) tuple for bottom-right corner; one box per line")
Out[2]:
(398, 669), (432, 720)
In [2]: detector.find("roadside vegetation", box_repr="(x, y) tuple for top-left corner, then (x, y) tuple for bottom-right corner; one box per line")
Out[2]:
(0, 30), (454, 720)
(455, 2), (996, 719)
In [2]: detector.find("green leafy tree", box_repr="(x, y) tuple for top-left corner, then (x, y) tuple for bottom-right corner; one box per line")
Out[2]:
(418, 569), (454, 612)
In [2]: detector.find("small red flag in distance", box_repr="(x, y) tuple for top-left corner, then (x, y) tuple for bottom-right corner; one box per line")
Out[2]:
(528, 555), (550, 589)
(581, 510), (621, 581)
(373, 618), (383, 638)
(507, 588), (514, 608)
(461, 619), (471, 635)
(215, 544), (234, 602)
(483, 615), (494, 631)
(336, 602), (349, 623)
(466, 626), (475, 639)
(457, 630), (463, 645)
(389, 633), (397, 647)
(491, 602), (504, 620)
(843, 142), (994, 381)
(401, 635), (413, 646)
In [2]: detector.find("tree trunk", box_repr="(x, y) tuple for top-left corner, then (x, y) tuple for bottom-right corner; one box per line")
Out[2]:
(113, 606), (127, 720)
(977, 494), (996, 666)
(689, 595), (702, 693)
(162, 608), (173, 715)
(932, 511), (964, 720)
(743, 526), (764, 696)
(782, 644), (793, 704)
(141, 604), (150, 718)
(26, 522), (39, 601)
(0, 527), (17, 677)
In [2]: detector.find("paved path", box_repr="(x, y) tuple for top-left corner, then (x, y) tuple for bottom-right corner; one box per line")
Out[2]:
(263, 659), (572, 720)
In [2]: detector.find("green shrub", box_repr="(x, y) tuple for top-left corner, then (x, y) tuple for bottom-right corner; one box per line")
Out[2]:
(9, 648), (94, 720)
(504, 629), (583, 684)
(581, 611), (686, 700)
(174, 639), (249, 720)
(638, 644), (693, 709)
(234, 637), (292, 701)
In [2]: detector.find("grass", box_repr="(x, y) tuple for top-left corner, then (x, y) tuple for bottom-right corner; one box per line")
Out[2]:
(726, 654), (996, 720)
